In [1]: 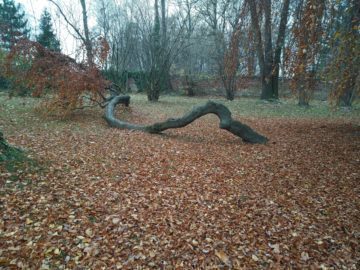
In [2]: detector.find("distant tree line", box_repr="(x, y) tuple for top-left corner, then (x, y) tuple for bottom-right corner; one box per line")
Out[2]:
(93, 0), (359, 105)
(0, 0), (359, 107)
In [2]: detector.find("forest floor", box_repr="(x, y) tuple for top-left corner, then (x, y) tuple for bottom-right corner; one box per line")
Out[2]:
(0, 93), (359, 269)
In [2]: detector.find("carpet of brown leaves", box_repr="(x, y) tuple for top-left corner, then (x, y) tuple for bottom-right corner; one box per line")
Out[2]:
(0, 100), (359, 269)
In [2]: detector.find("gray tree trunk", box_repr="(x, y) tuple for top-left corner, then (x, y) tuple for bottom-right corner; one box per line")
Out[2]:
(104, 95), (268, 144)
(261, 0), (274, 100)
(80, 0), (93, 65)
(272, 0), (290, 99)
(160, 0), (173, 93)
(147, 0), (161, 101)
(248, 0), (290, 100)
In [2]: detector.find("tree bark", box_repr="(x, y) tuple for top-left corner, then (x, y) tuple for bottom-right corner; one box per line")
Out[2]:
(272, 0), (290, 99)
(49, 0), (94, 66)
(248, 0), (290, 100)
(221, 1), (247, 101)
(222, 28), (240, 101)
(248, 1), (265, 85)
(79, 0), (93, 65)
(246, 30), (256, 77)
(261, 0), (274, 100)
(161, 0), (167, 48)
(104, 95), (268, 144)
(147, 0), (161, 101)
(159, 0), (173, 93)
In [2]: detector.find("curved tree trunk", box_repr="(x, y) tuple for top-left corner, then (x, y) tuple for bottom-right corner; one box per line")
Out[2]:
(104, 95), (268, 144)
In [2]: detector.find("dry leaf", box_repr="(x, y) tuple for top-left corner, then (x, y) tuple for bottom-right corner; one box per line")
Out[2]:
(301, 252), (310, 261)
(25, 218), (33, 225)
(215, 250), (231, 266)
(112, 218), (120, 224)
(85, 228), (94, 238)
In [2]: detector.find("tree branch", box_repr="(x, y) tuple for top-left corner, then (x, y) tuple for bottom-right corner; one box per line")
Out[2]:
(48, 0), (87, 45)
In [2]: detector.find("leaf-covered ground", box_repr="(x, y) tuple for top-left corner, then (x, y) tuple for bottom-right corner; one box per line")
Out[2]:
(1, 94), (359, 269)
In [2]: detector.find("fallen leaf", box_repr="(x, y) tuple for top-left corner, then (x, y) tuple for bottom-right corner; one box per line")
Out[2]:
(85, 228), (94, 238)
(215, 250), (231, 266)
(149, 251), (156, 258)
(269, 243), (280, 254)
(25, 218), (33, 225)
(112, 218), (120, 224)
(301, 252), (310, 261)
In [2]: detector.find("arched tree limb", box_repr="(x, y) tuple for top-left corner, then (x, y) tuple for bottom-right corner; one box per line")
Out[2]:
(104, 95), (268, 144)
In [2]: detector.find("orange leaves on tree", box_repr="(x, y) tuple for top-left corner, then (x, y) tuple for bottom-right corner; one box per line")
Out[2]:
(4, 38), (110, 118)
(325, 6), (360, 106)
(286, 0), (325, 105)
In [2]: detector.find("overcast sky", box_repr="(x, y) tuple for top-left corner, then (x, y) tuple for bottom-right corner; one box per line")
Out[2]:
(17, 0), (96, 57)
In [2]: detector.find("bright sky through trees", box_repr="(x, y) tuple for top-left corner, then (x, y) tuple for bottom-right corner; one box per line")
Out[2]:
(17, 0), (96, 56)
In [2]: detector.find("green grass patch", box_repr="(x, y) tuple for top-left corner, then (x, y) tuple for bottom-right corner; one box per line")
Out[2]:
(0, 92), (359, 131)
(129, 94), (360, 120)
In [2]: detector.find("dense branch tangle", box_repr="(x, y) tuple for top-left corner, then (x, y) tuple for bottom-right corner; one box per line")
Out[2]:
(105, 95), (268, 144)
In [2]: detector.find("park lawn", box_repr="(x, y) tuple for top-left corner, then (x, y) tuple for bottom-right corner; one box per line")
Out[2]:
(0, 93), (359, 269)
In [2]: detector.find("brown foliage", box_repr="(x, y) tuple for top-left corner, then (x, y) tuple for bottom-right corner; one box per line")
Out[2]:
(222, 28), (241, 100)
(287, 0), (325, 105)
(4, 38), (110, 117)
(325, 2), (360, 106)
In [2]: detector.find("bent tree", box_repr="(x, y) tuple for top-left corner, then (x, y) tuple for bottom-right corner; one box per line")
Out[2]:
(104, 95), (268, 144)
(5, 39), (268, 144)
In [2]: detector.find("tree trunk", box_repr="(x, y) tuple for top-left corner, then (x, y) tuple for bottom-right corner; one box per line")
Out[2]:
(79, 0), (93, 66)
(249, 0), (290, 100)
(249, 0), (272, 100)
(272, 0), (290, 99)
(185, 75), (195, 96)
(338, 0), (359, 107)
(159, 0), (173, 93)
(161, 0), (167, 52)
(222, 28), (240, 101)
(261, 0), (274, 100)
(298, 83), (309, 106)
(246, 28), (255, 77)
(104, 95), (268, 144)
(147, 0), (161, 101)
(248, 1), (264, 77)
(224, 81), (235, 101)
(339, 90), (353, 107)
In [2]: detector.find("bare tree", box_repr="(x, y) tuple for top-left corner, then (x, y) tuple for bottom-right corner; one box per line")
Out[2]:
(248, 0), (290, 100)
(221, 0), (247, 100)
(48, 0), (94, 65)
(79, 0), (93, 65)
